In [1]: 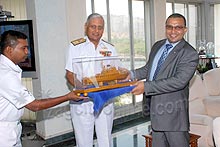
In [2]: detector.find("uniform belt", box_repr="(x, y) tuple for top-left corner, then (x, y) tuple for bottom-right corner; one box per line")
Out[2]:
(0, 121), (20, 126)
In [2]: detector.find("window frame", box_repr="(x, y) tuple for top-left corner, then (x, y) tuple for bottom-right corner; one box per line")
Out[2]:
(86, 0), (152, 118)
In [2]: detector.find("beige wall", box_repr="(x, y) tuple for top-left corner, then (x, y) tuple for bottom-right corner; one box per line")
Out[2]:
(152, 0), (166, 42)
(66, 0), (86, 41)
(0, 0), (27, 20)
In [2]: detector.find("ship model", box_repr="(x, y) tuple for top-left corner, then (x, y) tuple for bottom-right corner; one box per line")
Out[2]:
(83, 66), (129, 86)
(74, 66), (136, 96)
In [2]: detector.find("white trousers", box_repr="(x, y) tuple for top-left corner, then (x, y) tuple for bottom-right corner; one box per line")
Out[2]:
(0, 121), (22, 147)
(70, 101), (114, 147)
(213, 117), (220, 147)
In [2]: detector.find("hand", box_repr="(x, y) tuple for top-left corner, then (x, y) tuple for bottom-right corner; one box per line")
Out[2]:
(118, 67), (131, 82)
(118, 71), (131, 83)
(66, 91), (88, 101)
(131, 81), (145, 95)
(119, 74), (131, 83)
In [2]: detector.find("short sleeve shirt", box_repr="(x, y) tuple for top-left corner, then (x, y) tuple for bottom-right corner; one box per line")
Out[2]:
(65, 36), (118, 82)
(0, 55), (35, 121)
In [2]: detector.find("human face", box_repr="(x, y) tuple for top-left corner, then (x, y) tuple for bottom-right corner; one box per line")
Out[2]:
(10, 39), (29, 64)
(85, 17), (104, 46)
(165, 17), (187, 43)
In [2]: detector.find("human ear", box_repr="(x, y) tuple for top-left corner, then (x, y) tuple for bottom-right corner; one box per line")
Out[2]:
(84, 23), (88, 35)
(184, 27), (188, 34)
(4, 46), (13, 55)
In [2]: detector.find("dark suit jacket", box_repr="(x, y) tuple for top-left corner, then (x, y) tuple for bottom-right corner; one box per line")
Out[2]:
(135, 38), (199, 131)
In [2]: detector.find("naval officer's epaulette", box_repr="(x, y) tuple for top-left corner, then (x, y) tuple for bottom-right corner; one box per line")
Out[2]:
(102, 39), (114, 46)
(71, 38), (86, 46)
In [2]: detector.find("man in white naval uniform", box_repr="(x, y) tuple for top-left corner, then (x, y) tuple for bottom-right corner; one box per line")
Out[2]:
(0, 30), (85, 147)
(65, 13), (118, 147)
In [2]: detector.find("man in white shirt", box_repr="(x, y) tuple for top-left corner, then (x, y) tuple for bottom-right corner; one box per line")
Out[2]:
(65, 13), (118, 147)
(0, 30), (85, 147)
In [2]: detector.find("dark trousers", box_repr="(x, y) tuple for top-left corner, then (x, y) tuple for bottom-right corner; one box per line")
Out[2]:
(142, 94), (151, 117)
(152, 130), (190, 147)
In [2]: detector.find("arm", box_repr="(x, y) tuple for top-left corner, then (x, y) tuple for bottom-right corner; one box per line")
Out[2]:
(132, 42), (199, 95)
(144, 45), (198, 95)
(66, 70), (84, 88)
(66, 70), (75, 86)
(134, 40), (161, 81)
(25, 91), (86, 112)
(135, 63), (150, 80)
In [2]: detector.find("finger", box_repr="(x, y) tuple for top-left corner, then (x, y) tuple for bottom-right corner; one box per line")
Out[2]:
(131, 87), (137, 93)
(81, 96), (89, 99)
(133, 82), (138, 86)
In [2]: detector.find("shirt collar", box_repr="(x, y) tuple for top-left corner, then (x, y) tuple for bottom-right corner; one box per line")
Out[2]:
(166, 40), (180, 48)
(0, 54), (22, 73)
(85, 36), (103, 46)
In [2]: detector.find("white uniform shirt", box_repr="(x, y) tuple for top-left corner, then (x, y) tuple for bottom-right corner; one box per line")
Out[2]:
(0, 55), (35, 122)
(65, 36), (119, 84)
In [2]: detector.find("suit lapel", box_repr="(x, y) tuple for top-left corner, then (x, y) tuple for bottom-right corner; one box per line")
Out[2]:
(147, 39), (186, 79)
(160, 39), (186, 71)
(148, 40), (166, 77)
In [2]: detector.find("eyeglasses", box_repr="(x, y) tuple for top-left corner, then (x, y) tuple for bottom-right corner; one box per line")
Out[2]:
(89, 25), (104, 30)
(166, 25), (185, 31)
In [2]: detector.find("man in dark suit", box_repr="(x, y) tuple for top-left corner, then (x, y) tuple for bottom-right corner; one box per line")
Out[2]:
(131, 13), (199, 146)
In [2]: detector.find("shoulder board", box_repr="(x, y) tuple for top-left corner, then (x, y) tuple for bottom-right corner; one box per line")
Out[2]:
(71, 38), (86, 46)
(102, 39), (114, 46)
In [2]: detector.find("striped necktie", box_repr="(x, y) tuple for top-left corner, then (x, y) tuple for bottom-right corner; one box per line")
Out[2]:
(153, 44), (173, 80)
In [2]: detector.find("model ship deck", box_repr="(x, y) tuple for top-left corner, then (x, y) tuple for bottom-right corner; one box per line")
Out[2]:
(74, 67), (135, 96)
(74, 80), (136, 96)
(82, 67), (129, 85)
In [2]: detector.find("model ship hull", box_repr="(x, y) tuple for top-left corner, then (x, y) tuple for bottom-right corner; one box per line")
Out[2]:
(74, 80), (136, 96)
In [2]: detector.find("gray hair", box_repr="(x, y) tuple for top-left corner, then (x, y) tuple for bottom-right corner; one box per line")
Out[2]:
(86, 13), (104, 24)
